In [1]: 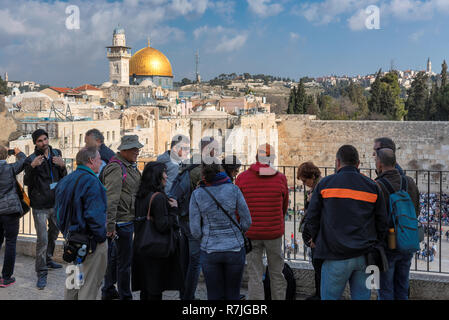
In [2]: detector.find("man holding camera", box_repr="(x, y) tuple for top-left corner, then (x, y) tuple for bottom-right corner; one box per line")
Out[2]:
(23, 129), (67, 290)
(55, 146), (107, 300)
(0, 146), (26, 288)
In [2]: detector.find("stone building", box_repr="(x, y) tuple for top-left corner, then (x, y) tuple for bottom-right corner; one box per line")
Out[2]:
(10, 118), (121, 159)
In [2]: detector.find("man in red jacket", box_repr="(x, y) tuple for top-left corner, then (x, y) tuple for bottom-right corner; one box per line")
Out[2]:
(236, 144), (289, 300)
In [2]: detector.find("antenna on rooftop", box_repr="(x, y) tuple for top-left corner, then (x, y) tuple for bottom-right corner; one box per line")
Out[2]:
(195, 49), (201, 84)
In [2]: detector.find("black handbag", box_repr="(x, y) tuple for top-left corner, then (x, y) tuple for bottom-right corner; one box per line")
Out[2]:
(134, 192), (176, 258)
(10, 167), (30, 215)
(202, 187), (252, 254)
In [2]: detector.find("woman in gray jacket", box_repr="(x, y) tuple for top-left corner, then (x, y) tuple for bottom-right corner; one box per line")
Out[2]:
(189, 163), (251, 300)
(0, 146), (26, 288)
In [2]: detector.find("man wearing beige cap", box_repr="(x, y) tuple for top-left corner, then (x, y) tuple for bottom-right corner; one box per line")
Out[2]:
(101, 135), (143, 300)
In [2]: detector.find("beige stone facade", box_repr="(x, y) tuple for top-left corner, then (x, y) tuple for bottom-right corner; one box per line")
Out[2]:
(10, 119), (121, 159)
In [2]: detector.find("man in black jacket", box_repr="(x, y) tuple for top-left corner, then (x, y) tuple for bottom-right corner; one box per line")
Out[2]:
(303, 145), (388, 300)
(23, 129), (67, 289)
(374, 148), (420, 300)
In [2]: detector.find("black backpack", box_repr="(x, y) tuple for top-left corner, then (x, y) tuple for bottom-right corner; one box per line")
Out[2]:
(167, 164), (199, 217)
(263, 263), (296, 300)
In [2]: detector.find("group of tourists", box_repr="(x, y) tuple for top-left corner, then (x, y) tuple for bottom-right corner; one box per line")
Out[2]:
(0, 130), (423, 300)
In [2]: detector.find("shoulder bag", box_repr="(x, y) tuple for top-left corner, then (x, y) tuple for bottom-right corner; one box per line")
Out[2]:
(134, 192), (176, 258)
(202, 187), (252, 254)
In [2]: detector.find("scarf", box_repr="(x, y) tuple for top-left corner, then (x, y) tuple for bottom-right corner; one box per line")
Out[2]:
(201, 171), (232, 187)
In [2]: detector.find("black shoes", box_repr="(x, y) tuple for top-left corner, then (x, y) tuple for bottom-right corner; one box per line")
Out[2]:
(102, 290), (120, 300)
(47, 261), (63, 269)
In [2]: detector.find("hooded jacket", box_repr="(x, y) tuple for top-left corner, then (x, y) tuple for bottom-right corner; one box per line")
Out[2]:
(0, 152), (26, 216)
(235, 162), (289, 240)
(157, 150), (182, 194)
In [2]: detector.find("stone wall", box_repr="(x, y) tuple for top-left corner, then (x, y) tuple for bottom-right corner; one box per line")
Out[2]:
(277, 115), (449, 191)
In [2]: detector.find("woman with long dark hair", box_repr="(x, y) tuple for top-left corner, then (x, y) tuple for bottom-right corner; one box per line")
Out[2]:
(132, 161), (185, 300)
(221, 155), (241, 183)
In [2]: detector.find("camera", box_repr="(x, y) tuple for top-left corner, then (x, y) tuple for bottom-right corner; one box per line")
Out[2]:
(7, 149), (15, 156)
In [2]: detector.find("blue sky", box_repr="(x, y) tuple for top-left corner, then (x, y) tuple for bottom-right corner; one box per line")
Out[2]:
(1, 0), (449, 86)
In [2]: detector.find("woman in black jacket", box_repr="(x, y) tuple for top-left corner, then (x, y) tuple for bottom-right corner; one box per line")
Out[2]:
(132, 162), (186, 300)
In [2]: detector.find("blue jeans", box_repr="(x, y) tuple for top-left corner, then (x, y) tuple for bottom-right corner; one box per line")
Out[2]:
(101, 237), (118, 297)
(200, 248), (245, 300)
(321, 255), (371, 300)
(0, 214), (20, 279)
(32, 208), (59, 275)
(378, 251), (413, 300)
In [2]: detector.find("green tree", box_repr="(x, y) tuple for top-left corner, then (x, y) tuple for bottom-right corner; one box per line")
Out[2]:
(441, 60), (448, 88)
(368, 69), (382, 114)
(426, 82), (439, 120)
(0, 76), (9, 96)
(405, 72), (429, 120)
(181, 78), (192, 86)
(294, 78), (306, 114)
(287, 86), (296, 114)
(369, 70), (406, 120)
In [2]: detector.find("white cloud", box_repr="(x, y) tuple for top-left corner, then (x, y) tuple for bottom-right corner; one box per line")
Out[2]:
(247, 0), (283, 18)
(289, 32), (300, 40)
(209, 0), (236, 21)
(0, 0), (209, 85)
(170, 0), (209, 16)
(409, 30), (425, 42)
(347, 8), (369, 31)
(215, 34), (248, 52)
(193, 25), (248, 53)
(296, 0), (376, 25)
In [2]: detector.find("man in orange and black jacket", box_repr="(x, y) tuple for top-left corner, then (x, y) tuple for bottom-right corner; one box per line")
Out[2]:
(303, 145), (388, 300)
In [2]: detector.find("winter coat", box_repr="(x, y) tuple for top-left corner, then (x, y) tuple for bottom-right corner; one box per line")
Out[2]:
(23, 146), (67, 209)
(102, 153), (141, 232)
(157, 150), (181, 194)
(0, 153), (26, 216)
(54, 165), (107, 250)
(189, 183), (252, 253)
(235, 162), (289, 240)
(303, 165), (388, 260)
(132, 192), (186, 295)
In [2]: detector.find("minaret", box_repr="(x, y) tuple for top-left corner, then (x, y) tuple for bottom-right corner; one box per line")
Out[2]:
(106, 26), (131, 85)
(4, 72), (8, 82)
(427, 57), (432, 74)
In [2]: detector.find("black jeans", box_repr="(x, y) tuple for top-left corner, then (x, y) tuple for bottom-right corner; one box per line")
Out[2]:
(311, 248), (324, 298)
(0, 213), (20, 279)
(116, 223), (134, 300)
(102, 237), (118, 297)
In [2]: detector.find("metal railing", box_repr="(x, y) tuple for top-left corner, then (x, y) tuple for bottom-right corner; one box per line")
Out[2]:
(18, 162), (449, 274)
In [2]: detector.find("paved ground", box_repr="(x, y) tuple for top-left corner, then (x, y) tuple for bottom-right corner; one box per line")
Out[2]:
(0, 249), (249, 300)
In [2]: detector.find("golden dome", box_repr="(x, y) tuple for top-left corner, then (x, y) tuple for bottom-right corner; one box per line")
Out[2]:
(129, 45), (173, 78)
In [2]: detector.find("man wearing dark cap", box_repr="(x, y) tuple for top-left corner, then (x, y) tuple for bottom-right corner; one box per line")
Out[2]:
(23, 129), (67, 290)
(101, 135), (142, 300)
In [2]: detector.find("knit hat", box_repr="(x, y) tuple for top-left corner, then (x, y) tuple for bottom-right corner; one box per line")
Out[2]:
(32, 129), (48, 144)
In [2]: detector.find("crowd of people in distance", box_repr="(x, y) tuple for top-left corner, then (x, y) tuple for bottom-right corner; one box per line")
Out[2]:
(419, 193), (449, 225)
